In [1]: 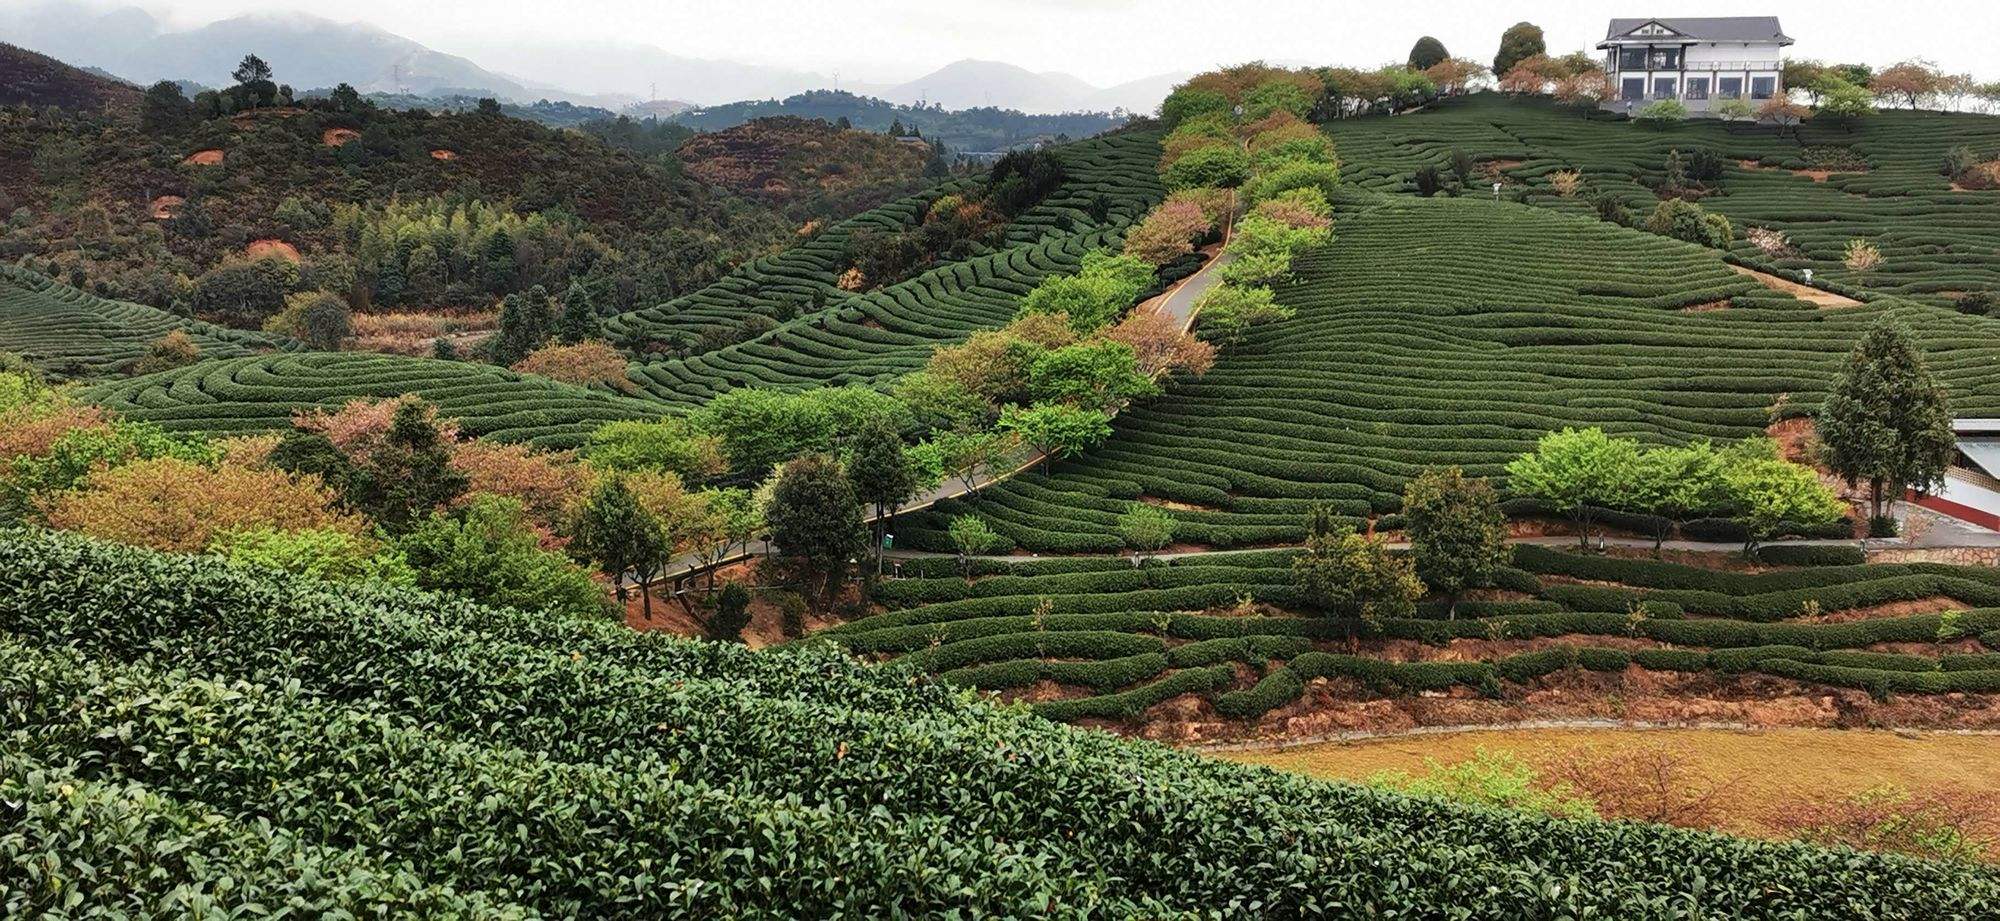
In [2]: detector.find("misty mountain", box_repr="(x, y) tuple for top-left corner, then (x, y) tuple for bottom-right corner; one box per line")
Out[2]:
(881, 59), (1098, 113)
(0, 2), (559, 103)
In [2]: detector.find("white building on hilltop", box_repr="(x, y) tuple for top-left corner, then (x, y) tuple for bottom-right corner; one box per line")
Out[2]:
(1598, 16), (1793, 115)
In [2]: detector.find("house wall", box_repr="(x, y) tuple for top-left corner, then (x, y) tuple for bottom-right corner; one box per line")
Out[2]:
(1603, 39), (1785, 116)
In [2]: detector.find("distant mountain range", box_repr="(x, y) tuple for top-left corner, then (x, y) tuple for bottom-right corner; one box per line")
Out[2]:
(0, 1), (1184, 115)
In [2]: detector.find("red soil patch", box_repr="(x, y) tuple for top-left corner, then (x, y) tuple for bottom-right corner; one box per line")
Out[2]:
(244, 239), (301, 262)
(322, 127), (361, 146)
(430, 149), (458, 161)
(182, 149), (223, 166)
(148, 195), (184, 220)
(1679, 298), (1732, 313)
(1766, 416), (1817, 463)
(1736, 160), (1855, 183)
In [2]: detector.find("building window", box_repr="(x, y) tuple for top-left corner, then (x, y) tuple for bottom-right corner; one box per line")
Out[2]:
(1647, 48), (1681, 69)
(1751, 76), (1776, 100)
(1618, 48), (1648, 71)
(1622, 77), (1645, 101)
(1685, 78), (1710, 101)
(1653, 77), (1678, 100)
(1718, 77), (1743, 99)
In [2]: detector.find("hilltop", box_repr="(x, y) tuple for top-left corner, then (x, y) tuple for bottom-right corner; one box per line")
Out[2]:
(674, 116), (937, 218)
(0, 41), (140, 114)
(670, 90), (1127, 154)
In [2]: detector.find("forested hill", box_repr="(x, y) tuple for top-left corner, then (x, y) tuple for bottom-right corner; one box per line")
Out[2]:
(0, 41), (141, 115)
(0, 79), (790, 324)
(670, 90), (1127, 153)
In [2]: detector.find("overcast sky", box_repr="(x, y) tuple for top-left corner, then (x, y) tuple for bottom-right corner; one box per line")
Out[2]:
(106, 0), (2000, 86)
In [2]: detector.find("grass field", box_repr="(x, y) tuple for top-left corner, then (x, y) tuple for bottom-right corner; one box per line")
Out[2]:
(1222, 726), (2000, 838)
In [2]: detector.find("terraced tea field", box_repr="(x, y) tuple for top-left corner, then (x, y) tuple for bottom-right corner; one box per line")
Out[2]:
(8, 529), (1990, 915)
(83, 351), (665, 448)
(1331, 94), (2000, 302)
(830, 545), (2000, 729)
(615, 129), (1167, 406)
(0, 264), (291, 377)
(908, 192), (2000, 551)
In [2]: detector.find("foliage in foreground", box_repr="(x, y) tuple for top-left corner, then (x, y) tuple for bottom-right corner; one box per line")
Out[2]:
(2, 529), (1997, 917)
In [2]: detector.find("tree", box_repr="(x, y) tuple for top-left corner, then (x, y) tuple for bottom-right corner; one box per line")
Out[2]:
(927, 429), (1013, 496)
(1784, 60), (1830, 104)
(489, 289), (549, 366)
(400, 495), (609, 619)
(1159, 85), (1232, 129)
(1504, 427), (1642, 547)
(846, 422), (918, 576)
(1644, 199), (1733, 249)
(765, 454), (866, 616)
(1117, 502), (1176, 562)
(1872, 60), (1943, 110)
(567, 476), (664, 612)
(1634, 99), (1689, 128)
(581, 417), (725, 481)
(1291, 510), (1423, 622)
(346, 399), (469, 532)
(1402, 467), (1509, 618)
(1122, 199), (1212, 266)
(1843, 239), (1883, 277)
(1027, 340), (1160, 412)
(1818, 318), (1956, 522)
(1628, 441), (1732, 551)
(1408, 36), (1450, 71)
(998, 403), (1112, 474)
(1162, 144), (1251, 191)
(706, 581), (753, 642)
(43, 456), (362, 553)
(1493, 22), (1547, 77)
(131, 330), (201, 375)
(1195, 283), (1293, 344)
(1758, 97), (1810, 138)
(140, 80), (193, 133)
(511, 340), (632, 392)
(1016, 250), (1154, 334)
(947, 514), (1010, 577)
(232, 54), (273, 86)
(556, 281), (602, 344)
(1713, 98), (1754, 122)
(1105, 309), (1216, 379)
(209, 527), (414, 584)
(1721, 450), (1847, 555)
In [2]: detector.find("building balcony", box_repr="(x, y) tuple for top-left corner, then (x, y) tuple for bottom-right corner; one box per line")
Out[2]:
(1609, 60), (1781, 74)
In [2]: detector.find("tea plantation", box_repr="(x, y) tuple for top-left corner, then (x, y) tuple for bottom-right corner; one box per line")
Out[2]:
(908, 192), (2000, 551)
(1330, 94), (2000, 302)
(4, 528), (1997, 917)
(616, 129), (1167, 406)
(828, 544), (2000, 724)
(82, 351), (666, 448)
(0, 263), (292, 377)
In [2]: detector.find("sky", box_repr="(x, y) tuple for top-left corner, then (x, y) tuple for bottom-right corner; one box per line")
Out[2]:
(71, 0), (2000, 87)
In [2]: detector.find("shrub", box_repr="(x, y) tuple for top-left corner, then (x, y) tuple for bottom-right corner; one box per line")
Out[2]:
(1634, 99), (1689, 127)
(1770, 784), (1998, 863)
(1162, 144), (1250, 190)
(1368, 749), (1596, 819)
(1644, 199), (1733, 249)
(511, 339), (634, 392)
(1548, 169), (1583, 197)
(43, 456), (364, 553)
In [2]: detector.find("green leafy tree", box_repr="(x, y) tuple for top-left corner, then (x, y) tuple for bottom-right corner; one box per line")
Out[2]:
(567, 476), (665, 613)
(1015, 250), (1154, 333)
(399, 495), (608, 619)
(1163, 144), (1251, 191)
(140, 80), (193, 133)
(231, 54), (273, 85)
(1722, 449), (1847, 554)
(209, 527), (414, 585)
(846, 422), (919, 576)
(1159, 86), (1232, 129)
(998, 403), (1112, 474)
(1242, 80), (1315, 121)
(349, 399), (469, 533)
(1628, 441), (1732, 551)
(581, 418), (725, 481)
(1408, 36), (1450, 71)
(1635, 99), (1690, 128)
(1505, 427), (1642, 547)
(706, 581), (753, 643)
(1291, 510), (1423, 622)
(1028, 340), (1160, 412)
(1402, 467), (1509, 618)
(1818, 319), (1956, 521)
(765, 454), (866, 615)
(1494, 22), (1547, 76)
(557, 280), (602, 344)
(1195, 283), (1293, 344)
(1117, 502), (1176, 561)
(1815, 80), (1876, 128)
(948, 514), (1010, 577)
(1644, 199), (1733, 249)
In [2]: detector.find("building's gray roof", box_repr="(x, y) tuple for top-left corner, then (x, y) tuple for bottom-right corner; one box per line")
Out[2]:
(1603, 17), (1792, 43)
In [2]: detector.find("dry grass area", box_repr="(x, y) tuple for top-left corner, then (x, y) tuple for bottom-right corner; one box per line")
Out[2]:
(1220, 726), (2000, 838)
(349, 310), (498, 356)
(1729, 264), (1860, 308)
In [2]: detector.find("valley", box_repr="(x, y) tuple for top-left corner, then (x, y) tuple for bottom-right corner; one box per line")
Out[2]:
(6, 10), (2000, 915)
